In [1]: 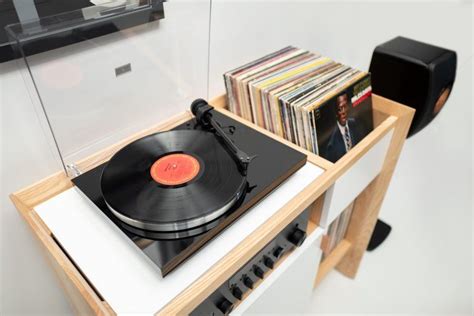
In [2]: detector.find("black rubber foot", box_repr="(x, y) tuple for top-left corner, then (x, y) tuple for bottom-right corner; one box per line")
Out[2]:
(367, 219), (391, 251)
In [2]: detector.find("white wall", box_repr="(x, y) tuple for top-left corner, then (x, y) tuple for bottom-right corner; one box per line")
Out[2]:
(1, 59), (71, 315)
(208, 1), (473, 313)
(208, 0), (473, 97)
(20, 1), (210, 168)
(1, 1), (210, 314)
(1, 0), (472, 314)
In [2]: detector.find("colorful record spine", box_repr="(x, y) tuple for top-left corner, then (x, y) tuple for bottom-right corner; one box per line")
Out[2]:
(223, 46), (374, 163)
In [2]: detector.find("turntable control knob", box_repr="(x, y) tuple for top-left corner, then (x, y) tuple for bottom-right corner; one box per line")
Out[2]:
(263, 256), (274, 269)
(273, 246), (284, 260)
(216, 298), (233, 315)
(253, 265), (265, 279)
(243, 275), (254, 289)
(288, 228), (307, 247)
(231, 285), (243, 300)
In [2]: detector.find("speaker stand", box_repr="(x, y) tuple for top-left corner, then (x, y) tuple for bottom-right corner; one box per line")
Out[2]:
(367, 219), (391, 251)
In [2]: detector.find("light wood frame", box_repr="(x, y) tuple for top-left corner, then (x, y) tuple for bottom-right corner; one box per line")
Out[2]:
(10, 94), (414, 315)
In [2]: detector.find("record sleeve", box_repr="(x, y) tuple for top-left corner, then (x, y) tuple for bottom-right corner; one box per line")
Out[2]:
(223, 46), (374, 164)
(315, 73), (373, 162)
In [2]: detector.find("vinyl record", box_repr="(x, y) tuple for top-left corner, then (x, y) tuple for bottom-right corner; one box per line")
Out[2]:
(101, 130), (246, 234)
(116, 186), (247, 240)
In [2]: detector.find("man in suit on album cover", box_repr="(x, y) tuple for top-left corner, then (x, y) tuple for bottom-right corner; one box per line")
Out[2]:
(326, 93), (363, 162)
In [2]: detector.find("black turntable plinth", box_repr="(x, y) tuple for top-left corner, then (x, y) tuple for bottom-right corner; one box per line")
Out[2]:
(73, 105), (306, 276)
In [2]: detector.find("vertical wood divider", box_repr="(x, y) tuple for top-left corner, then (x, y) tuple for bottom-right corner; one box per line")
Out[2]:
(336, 97), (415, 278)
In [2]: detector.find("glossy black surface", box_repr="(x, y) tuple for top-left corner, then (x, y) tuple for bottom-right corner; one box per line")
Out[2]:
(1, 0), (88, 62)
(1, 0), (164, 63)
(369, 36), (457, 137)
(101, 130), (246, 227)
(73, 110), (306, 276)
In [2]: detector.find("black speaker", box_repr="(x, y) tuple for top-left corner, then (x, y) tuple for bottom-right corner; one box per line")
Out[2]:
(369, 36), (457, 137)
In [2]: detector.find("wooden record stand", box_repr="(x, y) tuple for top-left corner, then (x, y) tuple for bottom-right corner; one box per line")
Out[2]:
(10, 94), (414, 315)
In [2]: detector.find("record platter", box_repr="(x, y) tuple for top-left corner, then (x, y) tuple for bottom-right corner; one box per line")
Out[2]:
(73, 99), (307, 276)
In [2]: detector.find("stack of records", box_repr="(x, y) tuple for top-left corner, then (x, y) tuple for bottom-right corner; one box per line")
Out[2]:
(321, 202), (354, 260)
(224, 46), (374, 163)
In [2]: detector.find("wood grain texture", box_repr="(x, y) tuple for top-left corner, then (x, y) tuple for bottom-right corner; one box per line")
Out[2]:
(336, 96), (415, 278)
(314, 239), (352, 287)
(373, 108), (389, 127)
(13, 171), (72, 208)
(157, 175), (332, 315)
(372, 94), (413, 118)
(45, 248), (103, 316)
(209, 95), (334, 170)
(13, 112), (194, 208)
(209, 94), (227, 108)
(9, 111), (196, 315)
(9, 195), (113, 316)
(157, 113), (397, 315)
(308, 193), (325, 231)
(9, 93), (412, 315)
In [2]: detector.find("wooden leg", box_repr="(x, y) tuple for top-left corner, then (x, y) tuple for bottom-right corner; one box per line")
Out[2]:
(336, 105), (414, 278)
(10, 195), (114, 316)
(336, 176), (382, 278)
(45, 249), (101, 316)
(307, 193), (325, 234)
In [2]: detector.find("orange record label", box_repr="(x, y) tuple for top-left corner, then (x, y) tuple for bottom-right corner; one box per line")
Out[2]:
(150, 153), (200, 186)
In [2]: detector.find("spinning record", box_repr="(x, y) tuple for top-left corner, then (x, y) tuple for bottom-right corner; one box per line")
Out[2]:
(101, 130), (247, 234)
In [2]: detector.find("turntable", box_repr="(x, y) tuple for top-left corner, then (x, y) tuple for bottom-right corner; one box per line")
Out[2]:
(72, 99), (307, 275)
(8, 4), (414, 314)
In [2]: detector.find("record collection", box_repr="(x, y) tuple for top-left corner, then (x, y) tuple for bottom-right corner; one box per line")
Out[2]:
(72, 99), (307, 276)
(224, 46), (374, 163)
(320, 202), (354, 260)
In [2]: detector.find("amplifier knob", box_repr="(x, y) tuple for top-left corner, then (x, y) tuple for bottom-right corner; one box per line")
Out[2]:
(288, 228), (306, 247)
(216, 298), (233, 315)
(273, 246), (284, 260)
(263, 256), (274, 269)
(253, 265), (265, 279)
(231, 285), (243, 300)
(243, 275), (254, 289)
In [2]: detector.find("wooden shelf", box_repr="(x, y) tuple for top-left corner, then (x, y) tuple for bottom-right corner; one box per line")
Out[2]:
(314, 239), (352, 287)
(306, 193), (325, 235)
(10, 93), (415, 315)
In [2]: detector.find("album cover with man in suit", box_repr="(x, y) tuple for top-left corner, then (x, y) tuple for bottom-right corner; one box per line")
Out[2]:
(315, 74), (374, 163)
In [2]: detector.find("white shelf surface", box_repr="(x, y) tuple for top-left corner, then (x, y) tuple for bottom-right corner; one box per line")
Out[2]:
(35, 162), (324, 315)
